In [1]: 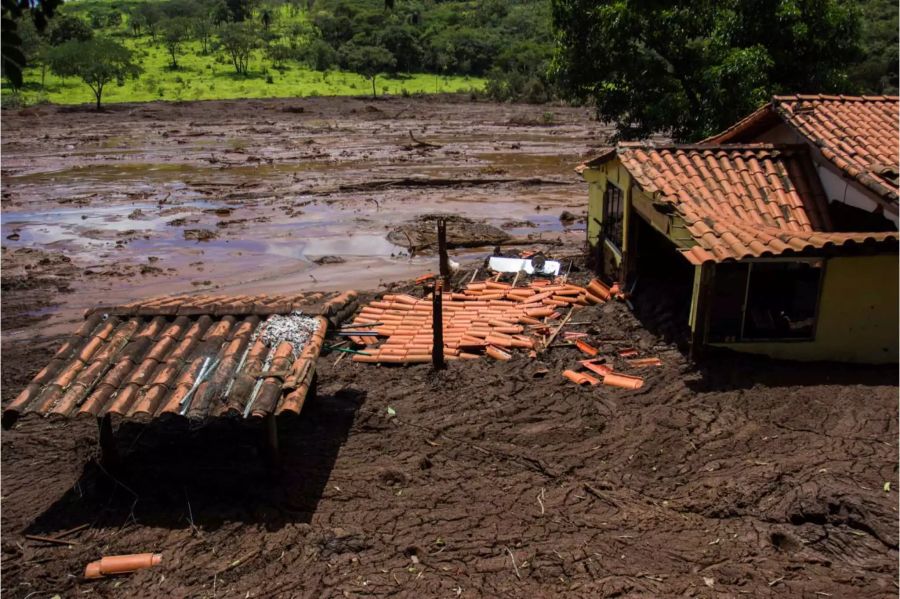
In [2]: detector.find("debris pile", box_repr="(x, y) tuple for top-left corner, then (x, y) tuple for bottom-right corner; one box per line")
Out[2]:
(562, 340), (662, 390)
(344, 277), (617, 364)
(260, 312), (321, 360)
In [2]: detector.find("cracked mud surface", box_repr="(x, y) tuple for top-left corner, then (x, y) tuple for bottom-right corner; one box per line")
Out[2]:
(2, 297), (896, 598)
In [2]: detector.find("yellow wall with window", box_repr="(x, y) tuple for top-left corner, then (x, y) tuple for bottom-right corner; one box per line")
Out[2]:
(710, 254), (899, 363)
(582, 162), (630, 270)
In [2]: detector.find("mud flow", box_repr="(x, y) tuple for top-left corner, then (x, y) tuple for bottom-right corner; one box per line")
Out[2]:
(2, 98), (897, 598)
(2, 96), (597, 339)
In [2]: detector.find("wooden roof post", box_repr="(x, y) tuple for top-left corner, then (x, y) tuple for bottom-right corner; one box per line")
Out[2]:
(97, 414), (120, 472)
(432, 280), (445, 370)
(689, 262), (715, 362)
(437, 217), (450, 283)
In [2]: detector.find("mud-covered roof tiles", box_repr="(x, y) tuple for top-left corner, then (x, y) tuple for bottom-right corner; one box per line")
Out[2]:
(2, 291), (359, 428)
(706, 95), (900, 203)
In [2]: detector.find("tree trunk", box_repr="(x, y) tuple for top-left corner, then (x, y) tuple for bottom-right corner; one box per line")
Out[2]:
(372, 75), (376, 99)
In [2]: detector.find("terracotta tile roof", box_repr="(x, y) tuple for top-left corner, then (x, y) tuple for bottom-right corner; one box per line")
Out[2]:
(584, 143), (898, 265)
(2, 292), (360, 428)
(706, 95), (900, 203)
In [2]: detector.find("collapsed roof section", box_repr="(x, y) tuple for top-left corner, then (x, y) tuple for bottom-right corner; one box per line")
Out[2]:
(2, 291), (359, 428)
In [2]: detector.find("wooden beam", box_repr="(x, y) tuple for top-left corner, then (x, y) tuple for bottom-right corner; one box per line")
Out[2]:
(437, 218), (450, 282)
(689, 262), (715, 362)
(432, 281), (445, 370)
(97, 414), (119, 471)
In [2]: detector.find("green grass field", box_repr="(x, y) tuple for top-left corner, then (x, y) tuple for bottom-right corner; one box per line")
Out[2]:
(6, 35), (485, 107)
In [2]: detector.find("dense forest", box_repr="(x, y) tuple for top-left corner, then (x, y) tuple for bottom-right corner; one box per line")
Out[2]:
(1, 0), (896, 135)
(2, 0), (555, 105)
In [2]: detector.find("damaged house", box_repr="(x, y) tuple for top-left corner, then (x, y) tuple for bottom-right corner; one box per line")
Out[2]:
(579, 95), (899, 364)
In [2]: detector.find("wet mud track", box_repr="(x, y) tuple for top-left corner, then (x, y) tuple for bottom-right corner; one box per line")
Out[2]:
(2, 300), (897, 597)
(2, 96), (600, 339)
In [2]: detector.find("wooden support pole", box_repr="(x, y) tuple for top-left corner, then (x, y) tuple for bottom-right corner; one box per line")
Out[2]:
(264, 413), (281, 471)
(432, 281), (445, 370)
(689, 262), (715, 363)
(96, 414), (119, 471)
(437, 217), (450, 283)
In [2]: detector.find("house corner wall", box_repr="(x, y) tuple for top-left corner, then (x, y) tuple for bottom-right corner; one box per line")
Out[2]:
(710, 253), (899, 364)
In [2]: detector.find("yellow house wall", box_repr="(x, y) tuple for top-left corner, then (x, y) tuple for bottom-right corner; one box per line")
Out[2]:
(582, 161), (633, 267)
(710, 254), (899, 364)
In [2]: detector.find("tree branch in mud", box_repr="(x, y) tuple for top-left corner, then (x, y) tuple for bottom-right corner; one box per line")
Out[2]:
(408, 130), (442, 149)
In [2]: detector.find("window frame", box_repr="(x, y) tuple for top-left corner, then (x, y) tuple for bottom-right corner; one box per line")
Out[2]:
(706, 257), (826, 344)
(603, 182), (625, 251)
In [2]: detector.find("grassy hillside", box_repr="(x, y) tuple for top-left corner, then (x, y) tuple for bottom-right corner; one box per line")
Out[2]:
(4, 0), (551, 107)
(17, 37), (481, 105)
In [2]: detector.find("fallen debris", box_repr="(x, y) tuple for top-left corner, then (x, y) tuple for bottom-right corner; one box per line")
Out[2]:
(84, 553), (162, 580)
(602, 372), (644, 390)
(575, 339), (600, 356)
(626, 357), (662, 367)
(347, 277), (609, 364)
(563, 369), (600, 386)
(580, 360), (613, 377)
(488, 255), (561, 276)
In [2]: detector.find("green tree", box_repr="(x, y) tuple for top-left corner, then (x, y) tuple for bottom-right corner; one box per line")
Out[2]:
(192, 16), (215, 55)
(219, 22), (258, 75)
(340, 43), (396, 98)
(1, 0), (63, 89)
(303, 38), (338, 71)
(161, 17), (191, 69)
(48, 38), (141, 110)
(16, 15), (50, 86)
(133, 3), (163, 39)
(551, 0), (863, 141)
(48, 14), (93, 46)
(848, 0), (899, 93)
(378, 24), (422, 73)
(266, 42), (295, 69)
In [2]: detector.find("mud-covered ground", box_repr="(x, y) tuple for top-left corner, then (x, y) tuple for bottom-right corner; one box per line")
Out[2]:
(2, 97), (898, 598)
(2, 95), (599, 340)
(3, 300), (898, 598)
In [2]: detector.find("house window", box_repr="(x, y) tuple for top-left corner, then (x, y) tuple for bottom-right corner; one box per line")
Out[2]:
(707, 259), (824, 342)
(604, 184), (624, 249)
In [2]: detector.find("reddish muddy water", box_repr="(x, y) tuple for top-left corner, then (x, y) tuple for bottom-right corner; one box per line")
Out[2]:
(2, 96), (607, 338)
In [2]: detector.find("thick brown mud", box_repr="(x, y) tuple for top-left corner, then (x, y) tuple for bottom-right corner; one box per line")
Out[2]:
(2, 96), (600, 339)
(2, 297), (897, 598)
(1, 98), (897, 598)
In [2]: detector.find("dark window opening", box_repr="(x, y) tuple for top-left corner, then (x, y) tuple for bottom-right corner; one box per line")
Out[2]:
(604, 183), (624, 250)
(707, 260), (823, 343)
(827, 200), (897, 232)
(707, 263), (749, 342)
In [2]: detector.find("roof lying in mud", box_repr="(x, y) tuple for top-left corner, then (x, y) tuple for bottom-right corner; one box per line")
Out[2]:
(2, 291), (359, 428)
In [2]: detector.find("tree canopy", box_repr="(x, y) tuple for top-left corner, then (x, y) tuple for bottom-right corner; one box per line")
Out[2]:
(551, 0), (865, 141)
(218, 22), (258, 75)
(161, 17), (191, 69)
(1, 0), (63, 89)
(340, 43), (396, 98)
(48, 37), (141, 109)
